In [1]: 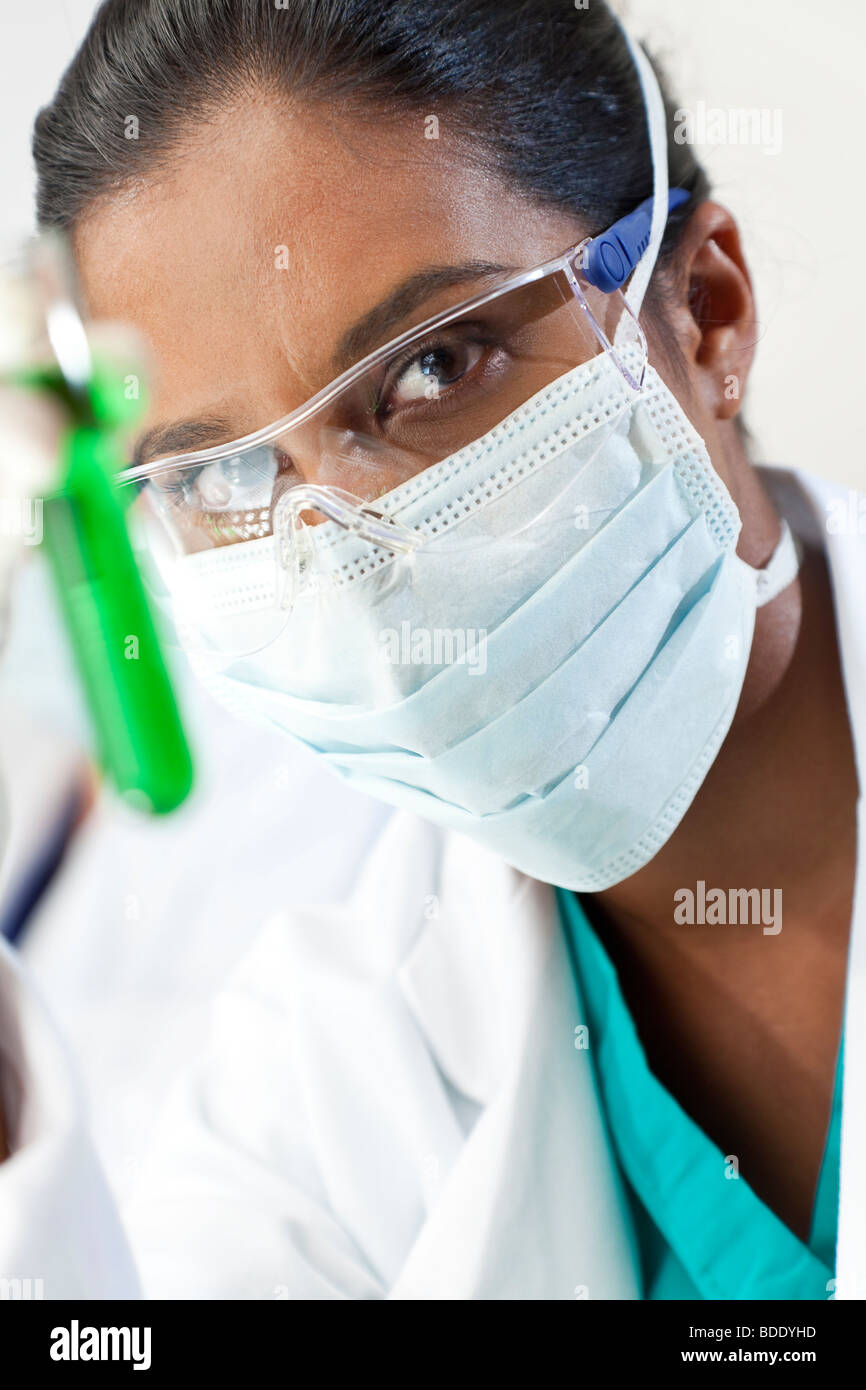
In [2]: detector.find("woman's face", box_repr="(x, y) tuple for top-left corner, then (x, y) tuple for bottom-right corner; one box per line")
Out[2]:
(73, 92), (738, 507)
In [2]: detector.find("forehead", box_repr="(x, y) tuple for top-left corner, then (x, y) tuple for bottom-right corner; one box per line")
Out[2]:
(74, 93), (583, 431)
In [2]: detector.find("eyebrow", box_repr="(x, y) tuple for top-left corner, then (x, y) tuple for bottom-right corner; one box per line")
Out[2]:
(132, 415), (237, 469)
(132, 260), (515, 468)
(331, 261), (514, 373)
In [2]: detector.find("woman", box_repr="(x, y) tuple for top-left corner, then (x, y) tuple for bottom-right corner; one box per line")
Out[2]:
(0, 0), (861, 1299)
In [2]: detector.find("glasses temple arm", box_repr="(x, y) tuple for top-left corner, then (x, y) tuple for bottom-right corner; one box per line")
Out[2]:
(581, 189), (690, 294)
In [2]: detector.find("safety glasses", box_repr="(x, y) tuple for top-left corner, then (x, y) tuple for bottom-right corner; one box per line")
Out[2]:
(118, 193), (684, 654)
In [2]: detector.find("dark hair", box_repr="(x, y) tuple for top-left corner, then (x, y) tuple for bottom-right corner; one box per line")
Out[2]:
(33, 0), (708, 275)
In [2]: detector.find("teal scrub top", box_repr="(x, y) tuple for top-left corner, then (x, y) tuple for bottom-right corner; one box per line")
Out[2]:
(556, 887), (844, 1300)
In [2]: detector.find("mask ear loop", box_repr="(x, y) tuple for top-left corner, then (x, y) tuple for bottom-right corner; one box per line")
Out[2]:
(614, 24), (671, 341)
(752, 521), (803, 607)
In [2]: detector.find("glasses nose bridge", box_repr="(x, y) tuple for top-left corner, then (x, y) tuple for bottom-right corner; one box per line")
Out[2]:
(267, 416), (380, 537)
(275, 411), (414, 497)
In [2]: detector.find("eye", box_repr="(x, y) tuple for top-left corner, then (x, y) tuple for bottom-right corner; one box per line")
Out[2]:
(142, 447), (279, 511)
(389, 339), (483, 405)
(372, 323), (500, 417)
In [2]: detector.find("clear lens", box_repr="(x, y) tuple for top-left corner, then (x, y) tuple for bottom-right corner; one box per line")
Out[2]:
(122, 256), (647, 656)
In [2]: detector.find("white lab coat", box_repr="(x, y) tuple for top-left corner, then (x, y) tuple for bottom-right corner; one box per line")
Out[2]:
(0, 468), (863, 1301)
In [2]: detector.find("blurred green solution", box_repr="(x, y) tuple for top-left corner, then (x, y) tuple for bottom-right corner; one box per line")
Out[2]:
(10, 237), (193, 814)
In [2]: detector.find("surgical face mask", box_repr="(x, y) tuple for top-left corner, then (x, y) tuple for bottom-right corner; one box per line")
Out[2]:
(118, 21), (799, 890)
(166, 350), (798, 891)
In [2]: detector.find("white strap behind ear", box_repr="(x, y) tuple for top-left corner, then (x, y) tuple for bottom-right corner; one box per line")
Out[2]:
(618, 23), (670, 322)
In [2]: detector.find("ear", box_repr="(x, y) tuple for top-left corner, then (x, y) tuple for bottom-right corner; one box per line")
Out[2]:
(665, 202), (757, 422)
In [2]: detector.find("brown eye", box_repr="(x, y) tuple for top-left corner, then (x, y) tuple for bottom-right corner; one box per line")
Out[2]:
(388, 341), (484, 406)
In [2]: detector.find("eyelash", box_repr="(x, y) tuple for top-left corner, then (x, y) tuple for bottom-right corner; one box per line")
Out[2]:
(373, 325), (500, 418)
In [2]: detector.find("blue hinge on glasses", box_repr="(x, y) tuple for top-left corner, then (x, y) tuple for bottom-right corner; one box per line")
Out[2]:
(582, 188), (690, 294)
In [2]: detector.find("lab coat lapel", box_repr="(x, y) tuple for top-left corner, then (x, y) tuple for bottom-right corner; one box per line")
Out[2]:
(796, 472), (866, 1301)
(391, 831), (640, 1300)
